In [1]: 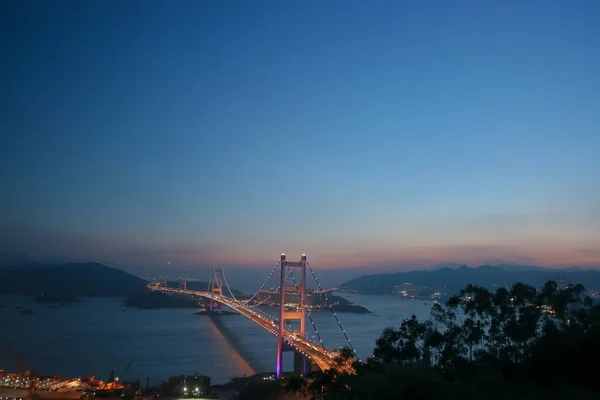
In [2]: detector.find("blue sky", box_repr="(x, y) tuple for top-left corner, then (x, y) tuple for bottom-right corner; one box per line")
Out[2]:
(1, 0), (599, 269)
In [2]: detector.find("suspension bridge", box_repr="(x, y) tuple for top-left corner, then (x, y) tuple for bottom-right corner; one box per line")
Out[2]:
(148, 253), (356, 377)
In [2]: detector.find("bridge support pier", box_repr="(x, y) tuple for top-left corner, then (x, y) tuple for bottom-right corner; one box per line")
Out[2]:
(293, 350), (307, 376)
(276, 253), (308, 378)
(209, 267), (224, 312)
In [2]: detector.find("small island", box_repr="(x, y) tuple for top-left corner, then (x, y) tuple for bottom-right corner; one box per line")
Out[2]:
(328, 302), (371, 314)
(301, 295), (370, 313)
(245, 290), (371, 314)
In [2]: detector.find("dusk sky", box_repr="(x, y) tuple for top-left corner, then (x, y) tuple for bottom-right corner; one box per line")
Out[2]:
(2, 0), (599, 270)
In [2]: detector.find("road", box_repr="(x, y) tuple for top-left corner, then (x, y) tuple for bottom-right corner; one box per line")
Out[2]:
(149, 286), (354, 374)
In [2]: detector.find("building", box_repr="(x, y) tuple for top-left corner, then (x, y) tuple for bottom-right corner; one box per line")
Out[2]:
(393, 282), (419, 298)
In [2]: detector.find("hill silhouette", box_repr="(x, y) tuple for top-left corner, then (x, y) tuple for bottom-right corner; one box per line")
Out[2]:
(0, 262), (148, 297)
(341, 265), (600, 297)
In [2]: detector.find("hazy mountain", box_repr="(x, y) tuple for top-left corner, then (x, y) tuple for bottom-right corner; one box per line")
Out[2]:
(340, 265), (600, 298)
(0, 262), (247, 302)
(425, 263), (554, 272)
(0, 262), (149, 297)
(2, 255), (596, 299)
(0, 251), (32, 266)
(424, 263), (466, 271)
(491, 264), (546, 272)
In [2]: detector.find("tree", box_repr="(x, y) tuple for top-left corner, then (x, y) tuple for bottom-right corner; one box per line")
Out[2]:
(316, 280), (600, 400)
(285, 377), (307, 400)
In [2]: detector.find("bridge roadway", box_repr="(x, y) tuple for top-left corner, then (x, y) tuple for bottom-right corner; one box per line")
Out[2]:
(149, 286), (353, 374)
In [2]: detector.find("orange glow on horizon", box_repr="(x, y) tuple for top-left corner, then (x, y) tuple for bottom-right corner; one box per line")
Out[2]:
(170, 239), (600, 270)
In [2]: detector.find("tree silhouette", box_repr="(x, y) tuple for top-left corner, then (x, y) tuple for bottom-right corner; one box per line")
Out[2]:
(312, 279), (600, 399)
(285, 376), (307, 400)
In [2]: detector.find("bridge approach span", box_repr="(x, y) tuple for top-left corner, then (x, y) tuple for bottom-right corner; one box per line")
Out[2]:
(149, 286), (345, 373)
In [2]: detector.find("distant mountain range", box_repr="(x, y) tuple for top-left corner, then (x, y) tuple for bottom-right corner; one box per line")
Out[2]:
(420, 262), (588, 273)
(0, 251), (90, 266)
(0, 262), (246, 303)
(2, 256), (597, 301)
(0, 262), (149, 297)
(340, 265), (600, 298)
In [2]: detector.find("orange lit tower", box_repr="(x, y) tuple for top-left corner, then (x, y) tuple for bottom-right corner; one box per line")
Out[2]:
(276, 254), (307, 378)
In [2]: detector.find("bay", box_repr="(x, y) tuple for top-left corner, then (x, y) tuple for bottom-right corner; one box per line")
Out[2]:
(0, 293), (433, 384)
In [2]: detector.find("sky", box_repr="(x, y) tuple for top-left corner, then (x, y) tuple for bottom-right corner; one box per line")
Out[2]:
(1, 0), (599, 271)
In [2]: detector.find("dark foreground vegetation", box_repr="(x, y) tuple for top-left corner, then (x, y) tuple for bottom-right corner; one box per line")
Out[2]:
(341, 264), (600, 298)
(237, 280), (600, 399)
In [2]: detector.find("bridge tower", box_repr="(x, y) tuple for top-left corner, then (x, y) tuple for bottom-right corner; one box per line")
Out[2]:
(180, 277), (187, 291)
(209, 267), (223, 312)
(276, 253), (308, 378)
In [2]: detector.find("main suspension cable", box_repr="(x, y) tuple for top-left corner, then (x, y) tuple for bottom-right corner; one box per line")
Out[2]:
(286, 265), (326, 349)
(246, 284), (295, 333)
(219, 267), (294, 331)
(241, 260), (280, 305)
(248, 290), (278, 307)
(220, 267), (240, 301)
(306, 262), (357, 357)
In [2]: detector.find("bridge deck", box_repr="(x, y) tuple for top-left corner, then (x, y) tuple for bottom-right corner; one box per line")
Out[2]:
(149, 286), (353, 373)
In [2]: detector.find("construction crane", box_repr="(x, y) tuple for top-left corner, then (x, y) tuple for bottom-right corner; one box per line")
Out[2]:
(7, 344), (38, 400)
(122, 361), (133, 381)
(7, 343), (30, 376)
